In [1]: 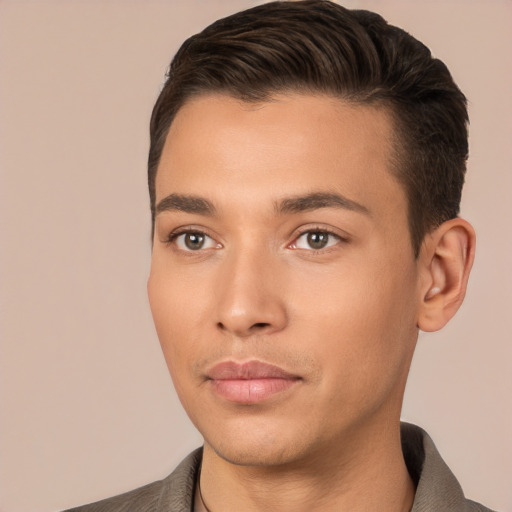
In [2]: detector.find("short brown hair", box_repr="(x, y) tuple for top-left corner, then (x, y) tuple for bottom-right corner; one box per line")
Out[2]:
(148, 0), (468, 256)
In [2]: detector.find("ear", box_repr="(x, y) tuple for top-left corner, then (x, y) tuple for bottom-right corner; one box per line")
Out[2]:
(417, 218), (476, 332)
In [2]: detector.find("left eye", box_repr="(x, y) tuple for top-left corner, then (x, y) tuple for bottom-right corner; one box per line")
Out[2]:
(174, 232), (219, 251)
(292, 231), (340, 250)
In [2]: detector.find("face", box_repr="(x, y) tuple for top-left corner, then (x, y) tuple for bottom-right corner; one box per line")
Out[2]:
(148, 93), (422, 467)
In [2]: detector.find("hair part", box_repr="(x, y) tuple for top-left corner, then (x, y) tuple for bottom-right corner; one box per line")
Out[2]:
(148, 0), (468, 257)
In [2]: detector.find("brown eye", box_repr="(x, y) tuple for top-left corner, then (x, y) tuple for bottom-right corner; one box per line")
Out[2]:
(184, 233), (205, 250)
(292, 230), (340, 251)
(173, 231), (219, 251)
(306, 232), (329, 249)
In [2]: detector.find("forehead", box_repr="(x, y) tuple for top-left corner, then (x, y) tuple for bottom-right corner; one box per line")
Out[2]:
(155, 93), (404, 220)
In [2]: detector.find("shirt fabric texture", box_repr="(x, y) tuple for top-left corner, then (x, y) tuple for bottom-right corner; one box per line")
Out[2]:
(64, 423), (496, 511)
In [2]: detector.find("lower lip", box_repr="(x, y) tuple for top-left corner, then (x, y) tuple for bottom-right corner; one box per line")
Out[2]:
(211, 378), (298, 404)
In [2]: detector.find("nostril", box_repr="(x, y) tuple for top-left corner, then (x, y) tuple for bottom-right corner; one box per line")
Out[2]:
(216, 321), (270, 335)
(252, 322), (270, 330)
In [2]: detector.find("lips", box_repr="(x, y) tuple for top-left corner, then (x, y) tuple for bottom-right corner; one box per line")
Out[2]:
(206, 360), (301, 404)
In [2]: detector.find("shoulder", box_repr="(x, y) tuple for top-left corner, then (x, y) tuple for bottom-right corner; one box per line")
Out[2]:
(64, 480), (163, 512)
(466, 500), (497, 512)
(62, 448), (202, 512)
(401, 423), (497, 512)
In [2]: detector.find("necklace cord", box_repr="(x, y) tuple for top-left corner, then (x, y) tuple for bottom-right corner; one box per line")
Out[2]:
(197, 465), (212, 512)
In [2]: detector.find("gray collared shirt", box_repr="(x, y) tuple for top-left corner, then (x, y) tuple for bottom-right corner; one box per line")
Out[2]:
(64, 423), (496, 511)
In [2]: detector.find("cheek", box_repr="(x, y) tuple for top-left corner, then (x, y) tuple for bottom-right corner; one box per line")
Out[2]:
(147, 266), (198, 373)
(291, 253), (418, 381)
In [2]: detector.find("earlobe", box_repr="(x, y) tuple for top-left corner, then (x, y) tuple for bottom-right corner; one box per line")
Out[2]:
(417, 218), (476, 332)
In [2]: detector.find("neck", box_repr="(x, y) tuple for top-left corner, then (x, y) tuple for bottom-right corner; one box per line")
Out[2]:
(195, 420), (415, 512)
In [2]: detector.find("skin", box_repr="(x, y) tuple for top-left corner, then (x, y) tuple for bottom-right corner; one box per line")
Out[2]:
(147, 93), (475, 512)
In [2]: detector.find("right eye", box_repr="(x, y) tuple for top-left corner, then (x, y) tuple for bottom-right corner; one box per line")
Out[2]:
(171, 231), (220, 251)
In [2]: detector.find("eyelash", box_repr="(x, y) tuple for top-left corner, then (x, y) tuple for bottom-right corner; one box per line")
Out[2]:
(164, 226), (348, 253)
(165, 228), (220, 252)
(289, 226), (347, 252)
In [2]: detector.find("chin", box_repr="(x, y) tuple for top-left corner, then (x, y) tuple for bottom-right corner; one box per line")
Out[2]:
(201, 415), (315, 468)
(209, 438), (301, 467)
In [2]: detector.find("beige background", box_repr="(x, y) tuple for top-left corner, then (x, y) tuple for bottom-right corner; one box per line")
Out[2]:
(0, 1), (511, 511)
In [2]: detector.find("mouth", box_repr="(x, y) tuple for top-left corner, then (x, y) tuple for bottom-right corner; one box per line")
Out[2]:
(206, 360), (301, 404)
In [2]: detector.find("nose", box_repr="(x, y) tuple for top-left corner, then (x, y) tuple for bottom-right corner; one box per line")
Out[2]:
(215, 247), (288, 338)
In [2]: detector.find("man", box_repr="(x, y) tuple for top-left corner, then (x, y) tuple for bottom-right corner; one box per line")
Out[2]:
(66, 1), (493, 510)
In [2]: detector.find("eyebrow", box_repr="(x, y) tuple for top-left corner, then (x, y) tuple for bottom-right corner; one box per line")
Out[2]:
(276, 192), (370, 216)
(155, 191), (369, 217)
(156, 194), (216, 216)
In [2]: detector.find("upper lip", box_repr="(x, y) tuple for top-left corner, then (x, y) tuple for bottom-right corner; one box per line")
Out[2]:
(207, 360), (300, 380)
